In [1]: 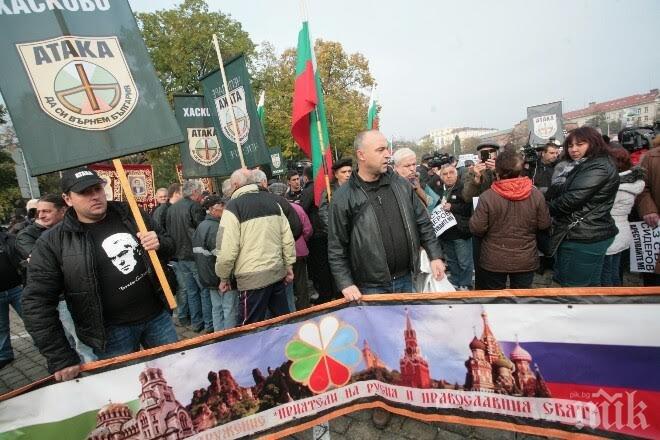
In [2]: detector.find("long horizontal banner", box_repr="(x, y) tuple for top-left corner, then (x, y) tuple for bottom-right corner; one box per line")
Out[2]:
(1, 293), (659, 439)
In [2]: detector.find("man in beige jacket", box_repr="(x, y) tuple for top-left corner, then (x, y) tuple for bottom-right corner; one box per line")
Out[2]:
(215, 169), (296, 324)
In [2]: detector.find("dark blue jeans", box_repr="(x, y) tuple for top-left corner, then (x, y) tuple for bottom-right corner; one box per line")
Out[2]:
(94, 309), (178, 360)
(442, 238), (474, 288)
(360, 273), (413, 294)
(601, 252), (622, 286)
(173, 260), (204, 330)
(170, 260), (190, 324)
(0, 285), (22, 362)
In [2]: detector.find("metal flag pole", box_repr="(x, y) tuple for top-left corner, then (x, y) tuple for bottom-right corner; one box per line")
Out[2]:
(113, 159), (177, 309)
(19, 148), (35, 199)
(212, 34), (246, 168)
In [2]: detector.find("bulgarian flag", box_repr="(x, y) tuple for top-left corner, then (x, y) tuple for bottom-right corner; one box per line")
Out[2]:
(291, 21), (333, 206)
(366, 84), (379, 129)
(256, 90), (265, 129)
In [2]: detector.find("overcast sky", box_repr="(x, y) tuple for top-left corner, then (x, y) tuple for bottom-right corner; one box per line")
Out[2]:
(129, 0), (660, 140)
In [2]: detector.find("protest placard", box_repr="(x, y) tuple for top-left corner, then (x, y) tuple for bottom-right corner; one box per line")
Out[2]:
(430, 204), (457, 236)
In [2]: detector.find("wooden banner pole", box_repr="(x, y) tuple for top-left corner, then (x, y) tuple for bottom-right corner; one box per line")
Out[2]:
(212, 34), (246, 168)
(314, 107), (332, 203)
(112, 159), (177, 309)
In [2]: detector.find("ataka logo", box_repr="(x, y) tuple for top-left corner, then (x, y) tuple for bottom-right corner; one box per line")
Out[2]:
(188, 127), (222, 166)
(17, 36), (138, 131)
(214, 85), (250, 145)
(533, 114), (558, 139)
(271, 153), (282, 169)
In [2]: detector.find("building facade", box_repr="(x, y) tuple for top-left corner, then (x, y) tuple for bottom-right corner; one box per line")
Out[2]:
(399, 310), (432, 388)
(429, 127), (499, 148)
(87, 367), (195, 440)
(464, 311), (551, 398)
(564, 89), (659, 128)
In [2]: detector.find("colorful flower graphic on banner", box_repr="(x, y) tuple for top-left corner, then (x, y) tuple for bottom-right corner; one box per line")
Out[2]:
(286, 316), (361, 393)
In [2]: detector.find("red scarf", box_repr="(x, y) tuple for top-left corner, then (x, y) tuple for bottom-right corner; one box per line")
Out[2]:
(491, 177), (533, 201)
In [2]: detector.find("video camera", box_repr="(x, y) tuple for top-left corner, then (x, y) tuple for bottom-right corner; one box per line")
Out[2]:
(618, 125), (658, 152)
(427, 151), (454, 168)
(521, 132), (538, 165)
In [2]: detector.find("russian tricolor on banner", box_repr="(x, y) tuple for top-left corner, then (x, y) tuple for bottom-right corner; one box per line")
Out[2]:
(291, 20), (333, 206)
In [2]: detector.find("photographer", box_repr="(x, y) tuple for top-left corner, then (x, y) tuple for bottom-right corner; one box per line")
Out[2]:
(531, 141), (560, 194)
(462, 142), (500, 202)
(393, 148), (429, 206)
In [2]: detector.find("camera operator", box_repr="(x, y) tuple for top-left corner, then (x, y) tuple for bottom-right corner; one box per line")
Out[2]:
(423, 152), (455, 198)
(619, 126), (657, 166)
(462, 142), (500, 202)
(393, 148), (429, 206)
(531, 141), (560, 194)
(417, 153), (433, 188)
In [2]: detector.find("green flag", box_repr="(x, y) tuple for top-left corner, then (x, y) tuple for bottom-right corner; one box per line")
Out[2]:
(257, 90), (265, 130)
(0, 0), (182, 175)
(366, 84), (379, 129)
(200, 54), (270, 170)
(174, 94), (232, 178)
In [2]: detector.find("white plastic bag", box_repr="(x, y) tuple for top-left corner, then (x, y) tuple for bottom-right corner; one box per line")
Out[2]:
(417, 250), (456, 293)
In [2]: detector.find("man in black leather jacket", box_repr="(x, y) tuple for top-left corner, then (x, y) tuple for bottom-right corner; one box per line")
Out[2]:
(328, 130), (445, 300)
(22, 167), (176, 381)
(166, 179), (207, 332)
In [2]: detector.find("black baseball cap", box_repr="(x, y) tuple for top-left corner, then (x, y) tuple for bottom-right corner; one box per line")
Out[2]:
(60, 166), (105, 193)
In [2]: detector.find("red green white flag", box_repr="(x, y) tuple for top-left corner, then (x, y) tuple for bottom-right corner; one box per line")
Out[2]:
(366, 84), (379, 129)
(291, 21), (333, 206)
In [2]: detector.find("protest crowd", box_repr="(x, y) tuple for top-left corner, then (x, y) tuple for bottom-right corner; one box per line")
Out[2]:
(0, 126), (659, 388)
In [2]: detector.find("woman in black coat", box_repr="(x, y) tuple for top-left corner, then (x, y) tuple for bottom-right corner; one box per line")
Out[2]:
(546, 126), (619, 286)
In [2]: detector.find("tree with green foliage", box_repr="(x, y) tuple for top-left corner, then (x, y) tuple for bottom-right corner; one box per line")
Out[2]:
(452, 135), (461, 156)
(135, 0), (256, 187)
(136, 0), (255, 99)
(253, 39), (375, 160)
(0, 110), (23, 222)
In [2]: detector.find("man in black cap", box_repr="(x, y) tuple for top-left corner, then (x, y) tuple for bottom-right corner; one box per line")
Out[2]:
(21, 166), (177, 381)
(462, 141), (500, 201)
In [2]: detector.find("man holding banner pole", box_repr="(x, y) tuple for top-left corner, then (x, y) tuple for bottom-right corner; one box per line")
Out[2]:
(22, 168), (178, 380)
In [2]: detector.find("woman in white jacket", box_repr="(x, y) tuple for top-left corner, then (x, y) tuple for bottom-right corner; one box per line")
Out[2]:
(601, 146), (645, 286)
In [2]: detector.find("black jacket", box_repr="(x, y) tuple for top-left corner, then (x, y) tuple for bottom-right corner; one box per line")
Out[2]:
(300, 180), (325, 238)
(328, 169), (443, 290)
(21, 202), (174, 373)
(192, 214), (220, 288)
(547, 155), (619, 243)
(532, 159), (556, 193)
(15, 221), (48, 278)
(258, 187), (302, 240)
(166, 197), (206, 261)
(15, 221), (48, 260)
(436, 180), (472, 241)
(0, 229), (22, 278)
(151, 202), (170, 232)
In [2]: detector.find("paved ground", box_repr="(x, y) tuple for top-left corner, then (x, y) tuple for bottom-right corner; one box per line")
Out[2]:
(0, 270), (643, 438)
